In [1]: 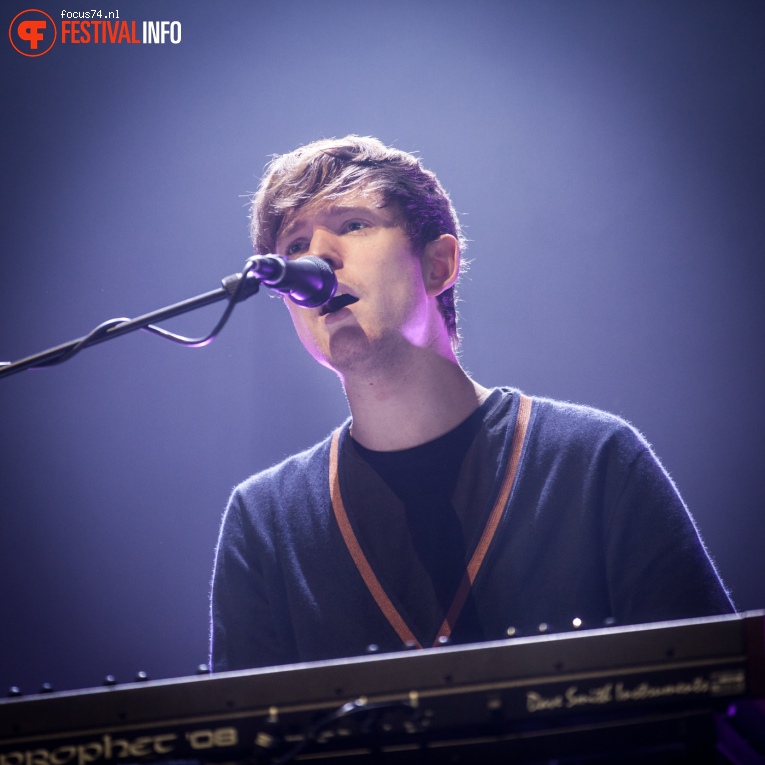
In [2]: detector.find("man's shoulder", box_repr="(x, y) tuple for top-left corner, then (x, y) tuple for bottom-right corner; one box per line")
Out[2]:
(235, 424), (346, 501)
(517, 390), (651, 456)
(217, 425), (350, 546)
(530, 393), (636, 429)
(510, 391), (671, 505)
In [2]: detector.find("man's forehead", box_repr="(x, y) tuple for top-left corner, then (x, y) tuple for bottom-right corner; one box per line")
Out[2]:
(277, 190), (389, 241)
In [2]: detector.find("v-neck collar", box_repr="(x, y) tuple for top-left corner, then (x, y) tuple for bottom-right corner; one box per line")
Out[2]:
(328, 393), (533, 649)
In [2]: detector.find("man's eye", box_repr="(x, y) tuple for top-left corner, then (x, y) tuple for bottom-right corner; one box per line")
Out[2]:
(344, 221), (368, 233)
(285, 240), (308, 257)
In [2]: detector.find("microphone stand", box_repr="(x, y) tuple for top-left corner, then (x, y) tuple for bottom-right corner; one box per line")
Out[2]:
(0, 270), (260, 381)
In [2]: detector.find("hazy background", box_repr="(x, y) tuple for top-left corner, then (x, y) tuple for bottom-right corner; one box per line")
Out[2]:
(1, 0), (763, 693)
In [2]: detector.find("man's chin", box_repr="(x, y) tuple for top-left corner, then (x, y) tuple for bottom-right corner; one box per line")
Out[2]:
(322, 325), (374, 372)
(323, 328), (417, 380)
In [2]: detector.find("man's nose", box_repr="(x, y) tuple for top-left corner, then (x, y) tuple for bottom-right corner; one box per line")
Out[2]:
(308, 228), (343, 271)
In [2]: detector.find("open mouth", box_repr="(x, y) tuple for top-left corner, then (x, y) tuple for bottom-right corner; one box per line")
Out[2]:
(321, 293), (359, 315)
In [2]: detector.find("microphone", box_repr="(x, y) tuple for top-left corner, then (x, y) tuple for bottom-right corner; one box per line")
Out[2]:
(245, 255), (337, 308)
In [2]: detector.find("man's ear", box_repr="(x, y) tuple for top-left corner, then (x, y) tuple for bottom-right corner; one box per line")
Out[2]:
(422, 234), (460, 296)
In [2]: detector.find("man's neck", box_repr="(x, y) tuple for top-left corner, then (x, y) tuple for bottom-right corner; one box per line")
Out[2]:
(342, 350), (490, 452)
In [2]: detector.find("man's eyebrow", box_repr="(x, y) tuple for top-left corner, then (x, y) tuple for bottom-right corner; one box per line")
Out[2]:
(325, 203), (382, 216)
(278, 204), (385, 241)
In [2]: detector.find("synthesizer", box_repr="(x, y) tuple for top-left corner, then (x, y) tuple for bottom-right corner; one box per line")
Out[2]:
(1, 611), (763, 764)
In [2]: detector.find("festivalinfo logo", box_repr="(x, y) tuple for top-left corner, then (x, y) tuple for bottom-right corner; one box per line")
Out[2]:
(9, 8), (182, 56)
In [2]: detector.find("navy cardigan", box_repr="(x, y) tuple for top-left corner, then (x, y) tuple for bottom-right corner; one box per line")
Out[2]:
(210, 389), (733, 671)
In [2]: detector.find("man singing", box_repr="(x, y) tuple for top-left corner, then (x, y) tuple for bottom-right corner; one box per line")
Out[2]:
(210, 135), (733, 671)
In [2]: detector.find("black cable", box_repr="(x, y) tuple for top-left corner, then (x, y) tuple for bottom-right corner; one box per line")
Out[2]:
(139, 283), (240, 348)
(28, 260), (256, 367)
(34, 317), (133, 367)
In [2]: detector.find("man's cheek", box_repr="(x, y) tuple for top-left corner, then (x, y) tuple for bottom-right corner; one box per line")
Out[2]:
(286, 306), (323, 355)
